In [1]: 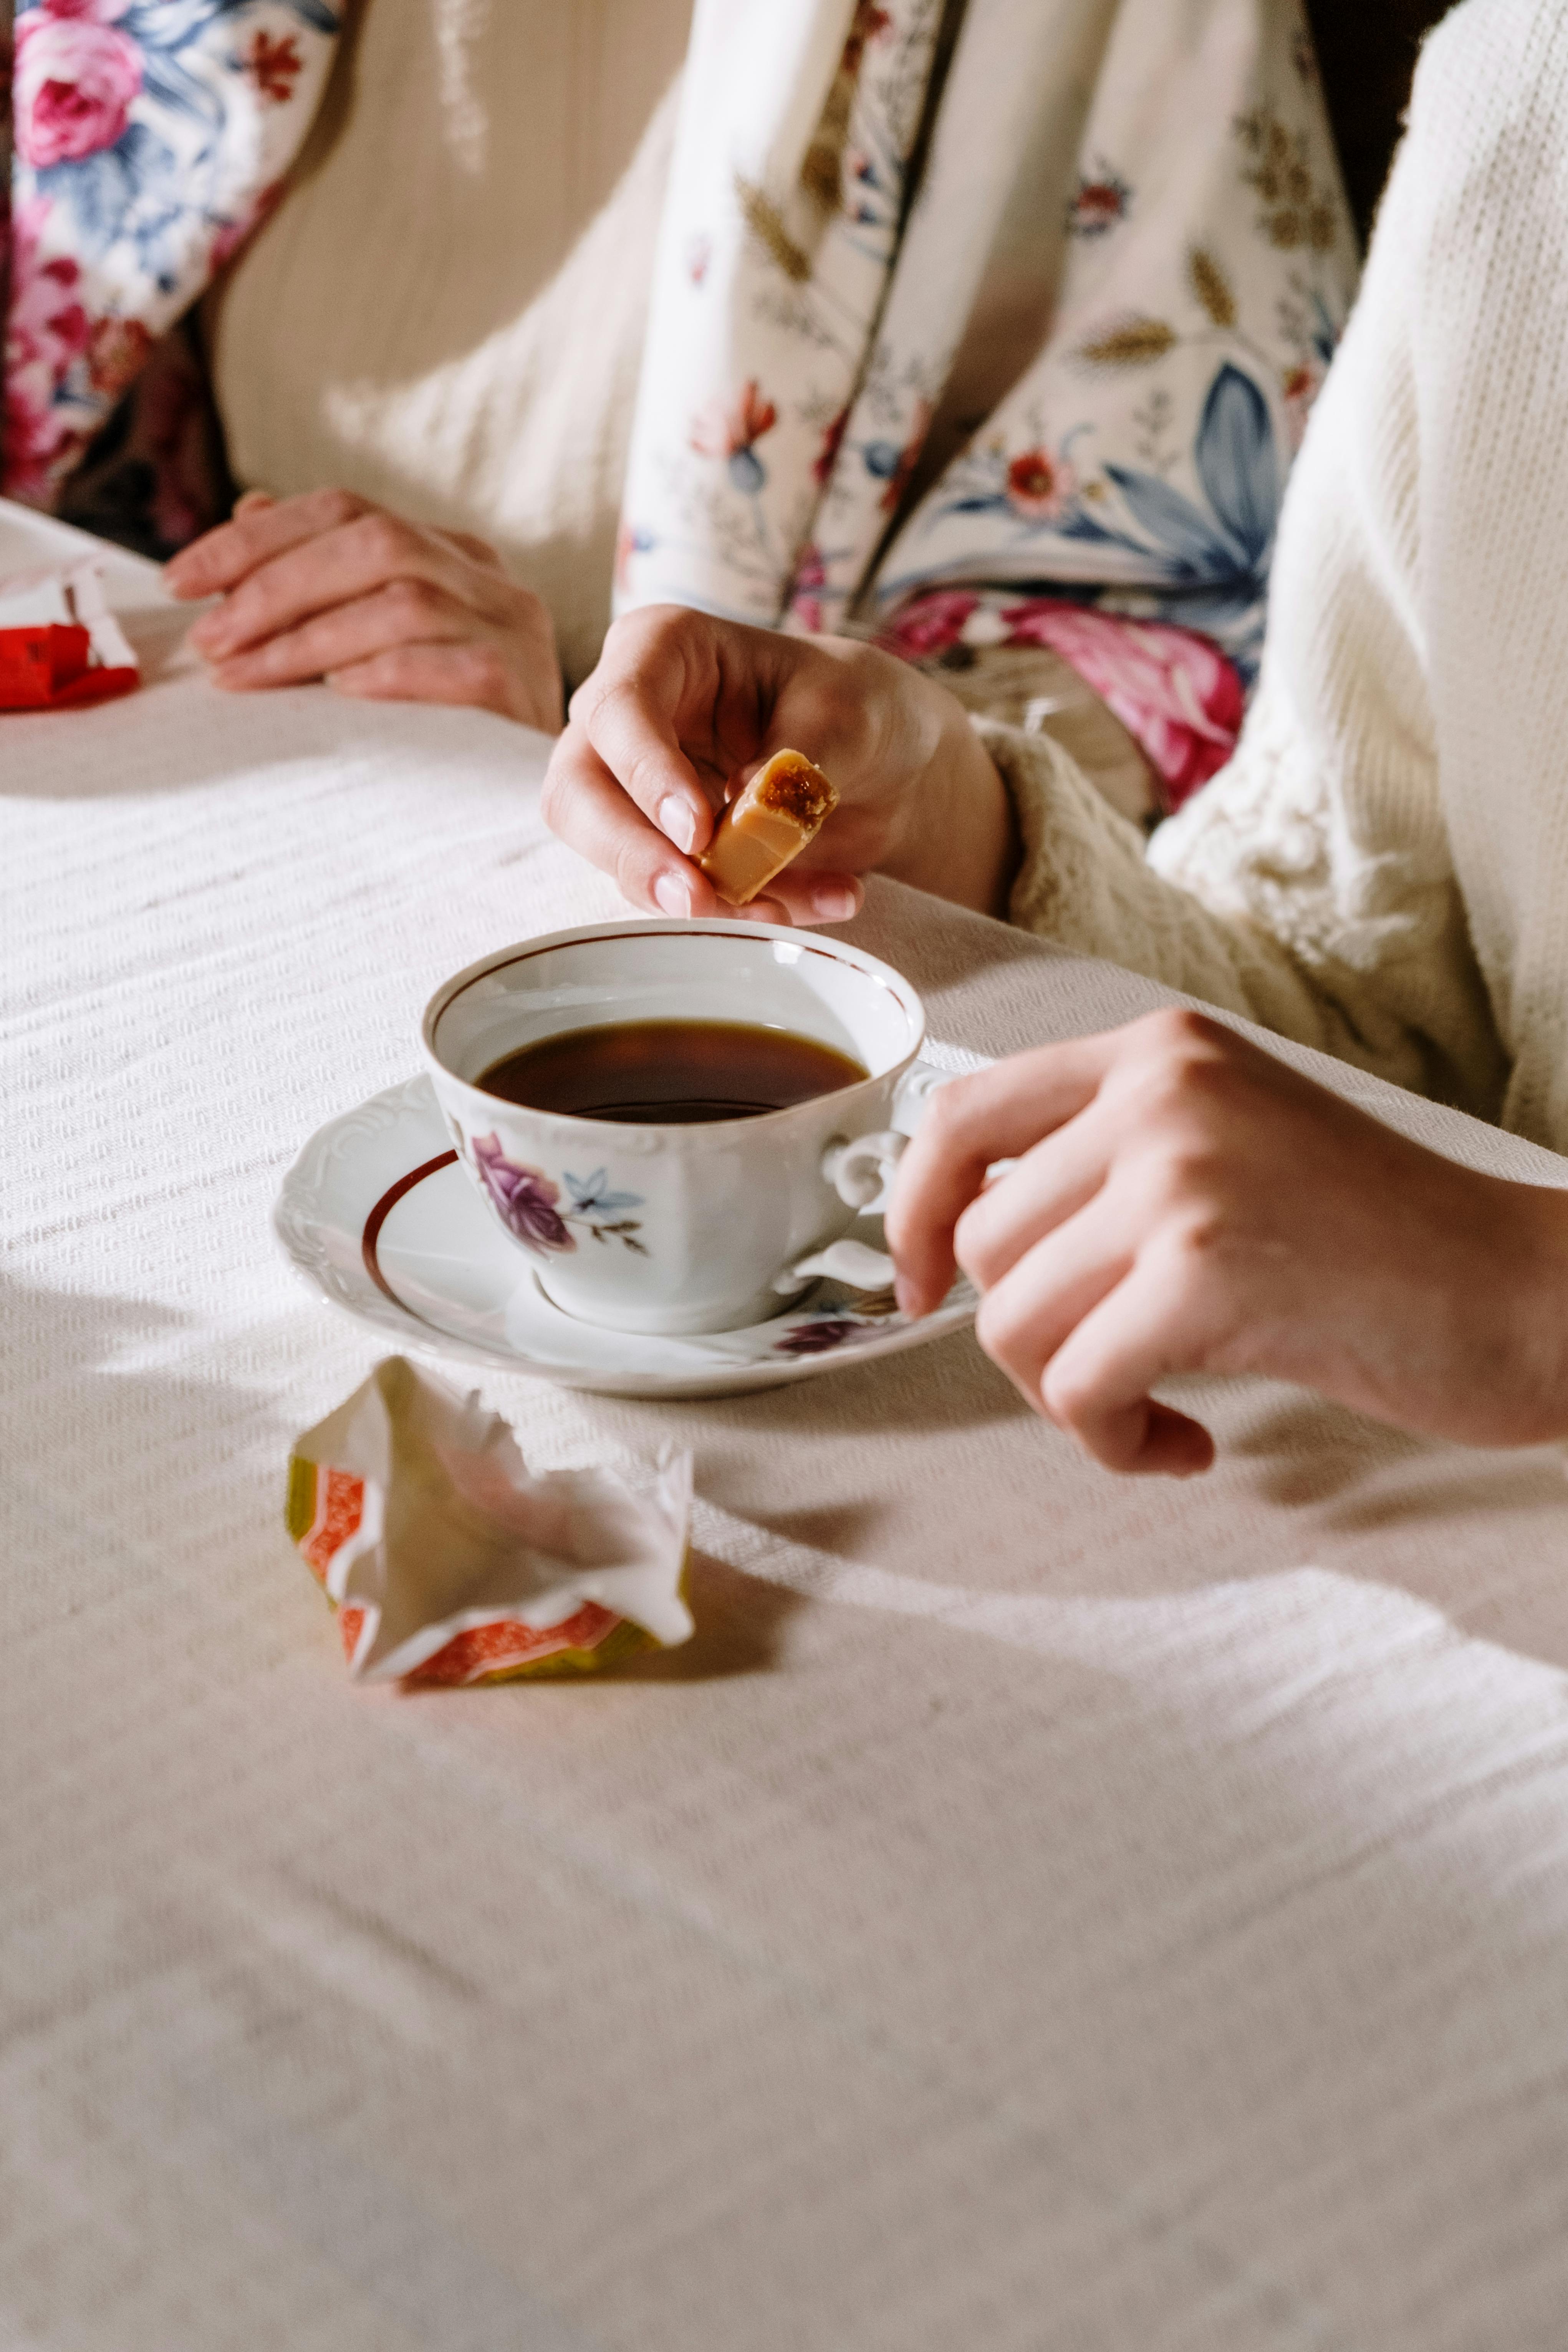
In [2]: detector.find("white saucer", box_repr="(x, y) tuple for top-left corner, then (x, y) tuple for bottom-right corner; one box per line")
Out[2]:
(274, 1074), (979, 1399)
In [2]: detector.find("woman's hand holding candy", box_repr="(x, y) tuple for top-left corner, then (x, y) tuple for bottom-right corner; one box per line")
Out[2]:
(540, 603), (1018, 926)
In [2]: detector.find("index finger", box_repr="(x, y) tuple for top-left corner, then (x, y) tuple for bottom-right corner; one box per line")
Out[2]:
(572, 666), (719, 860)
(885, 1034), (1121, 1315)
(164, 487), (370, 600)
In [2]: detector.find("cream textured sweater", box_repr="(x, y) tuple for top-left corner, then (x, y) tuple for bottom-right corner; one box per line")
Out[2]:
(993, 0), (1568, 1151)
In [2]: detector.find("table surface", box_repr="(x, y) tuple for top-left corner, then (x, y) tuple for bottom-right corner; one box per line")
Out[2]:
(7, 500), (1568, 2352)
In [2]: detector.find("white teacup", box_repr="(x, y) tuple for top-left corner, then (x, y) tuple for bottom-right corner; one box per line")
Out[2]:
(421, 919), (940, 1335)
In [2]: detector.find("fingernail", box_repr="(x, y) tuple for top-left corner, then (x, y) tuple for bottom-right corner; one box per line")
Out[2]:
(894, 1275), (919, 1318)
(188, 610), (229, 651)
(811, 883), (858, 923)
(653, 871), (692, 918)
(657, 795), (697, 854)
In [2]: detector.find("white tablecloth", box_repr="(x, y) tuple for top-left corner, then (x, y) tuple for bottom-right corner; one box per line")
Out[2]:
(6, 502), (1568, 2350)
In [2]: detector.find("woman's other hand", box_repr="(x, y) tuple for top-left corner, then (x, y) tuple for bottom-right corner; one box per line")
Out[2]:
(164, 489), (563, 731)
(540, 603), (1018, 926)
(887, 1007), (1568, 1477)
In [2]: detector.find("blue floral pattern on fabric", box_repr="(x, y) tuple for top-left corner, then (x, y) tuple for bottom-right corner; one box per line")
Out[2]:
(617, 2), (1359, 701)
(927, 363), (1282, 678)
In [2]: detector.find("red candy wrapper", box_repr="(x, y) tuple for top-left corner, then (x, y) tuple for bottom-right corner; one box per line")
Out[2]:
(0, 563), (139, 711)
(286, 1357), (694, 1684)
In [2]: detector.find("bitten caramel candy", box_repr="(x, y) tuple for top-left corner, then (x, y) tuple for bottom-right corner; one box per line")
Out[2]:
(697, 749), (839, 905)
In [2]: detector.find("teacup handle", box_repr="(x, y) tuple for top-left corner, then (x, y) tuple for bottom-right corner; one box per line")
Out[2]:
(823, 1055), (954, 1211)
(822, 1128), (907, 1211)
(770, 1062), (956, 1297)
(773, 1234), (899, 1294)
(770, 1140), (904, 1294)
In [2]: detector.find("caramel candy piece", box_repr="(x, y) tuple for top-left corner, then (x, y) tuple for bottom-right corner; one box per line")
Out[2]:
(698, 749), (839, 905)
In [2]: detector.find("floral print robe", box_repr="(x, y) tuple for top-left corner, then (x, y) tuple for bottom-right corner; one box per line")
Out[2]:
(616, 0), (1358, 805)
(2, 0), (339, 517)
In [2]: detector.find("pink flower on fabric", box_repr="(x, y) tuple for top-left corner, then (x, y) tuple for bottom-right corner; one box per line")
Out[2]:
(14, 2), (143, 168)
(471, 1136), (576, 1254)
(207, 181), (283, 278)
(879, 590), (979, 660)
(786, 543), (827, 633)
(2, 198), (94, 501)
(1003, 600), (1243, 805)
(1005, 447), (1078, 522)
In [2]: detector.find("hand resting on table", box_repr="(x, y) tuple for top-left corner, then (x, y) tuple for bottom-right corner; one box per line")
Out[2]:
(887, 1008), (1568, 1477)
(165, 489), (563, 731)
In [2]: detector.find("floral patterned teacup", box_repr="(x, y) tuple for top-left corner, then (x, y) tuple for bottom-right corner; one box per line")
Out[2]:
(421, 921), (936, 1336)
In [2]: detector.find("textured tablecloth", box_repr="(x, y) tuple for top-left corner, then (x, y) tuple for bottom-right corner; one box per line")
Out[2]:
(6, 502), (1568, 2352)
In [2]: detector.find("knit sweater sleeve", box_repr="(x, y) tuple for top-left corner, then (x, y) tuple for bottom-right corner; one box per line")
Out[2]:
(978, 711), (1420, 1075)
(985, 0), (1517, 1121)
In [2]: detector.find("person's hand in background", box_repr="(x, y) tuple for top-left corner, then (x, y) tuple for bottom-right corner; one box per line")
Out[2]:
(165, 489), (563, 731)
(541, 602), (1018, 925)
(887, 1008), (1568, 1476)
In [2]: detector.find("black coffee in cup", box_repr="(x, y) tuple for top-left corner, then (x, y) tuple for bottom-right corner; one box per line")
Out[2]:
(478, 1019), (868, 1125)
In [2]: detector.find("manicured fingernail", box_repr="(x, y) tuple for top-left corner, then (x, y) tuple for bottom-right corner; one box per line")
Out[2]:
(894, 1275), (918, 1317)
(811, 883), (858, 922)
(657, 795), (697, 854)
(653, 871), (692, 917)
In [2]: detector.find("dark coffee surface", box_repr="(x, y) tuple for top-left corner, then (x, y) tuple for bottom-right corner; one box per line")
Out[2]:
(478, 1019), (869, 1125)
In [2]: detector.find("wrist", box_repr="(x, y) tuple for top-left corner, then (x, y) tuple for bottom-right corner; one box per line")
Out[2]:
(883, 704), (1020, 917)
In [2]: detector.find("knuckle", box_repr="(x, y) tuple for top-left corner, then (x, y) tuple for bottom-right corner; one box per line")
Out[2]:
(952, 1201), (1000, 1289)
(355, 511), (415, 570)
(566, 672), (599, 729)
(539, 757), (569, 832)
(623, 745), (669, 808)
(1121, 1024), (1242, 1132)
(1138, 1145), (1224, 1226)
(460, 643), (510, 701)
(1141, 1005), (1228, 1057)
(312, 486), (366, 531)
(972, 1284), (1032, 1366)
(1039, 1355), (1092, 1430)
(922, 1074), (977, 1148)
(612, 836), (654, 910)
(219, 581), (264, 633)
(636, 601), (697, 647)
(385, 576), (441, 624)
(356, 648), (407, 689)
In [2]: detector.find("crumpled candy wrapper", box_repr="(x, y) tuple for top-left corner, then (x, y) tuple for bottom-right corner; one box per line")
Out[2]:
(286, 1356), (694, 1684)
(0, 561), (140, 711)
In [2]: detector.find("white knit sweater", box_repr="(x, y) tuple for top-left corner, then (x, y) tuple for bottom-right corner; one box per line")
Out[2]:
(993, 0), (1568, 1151)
